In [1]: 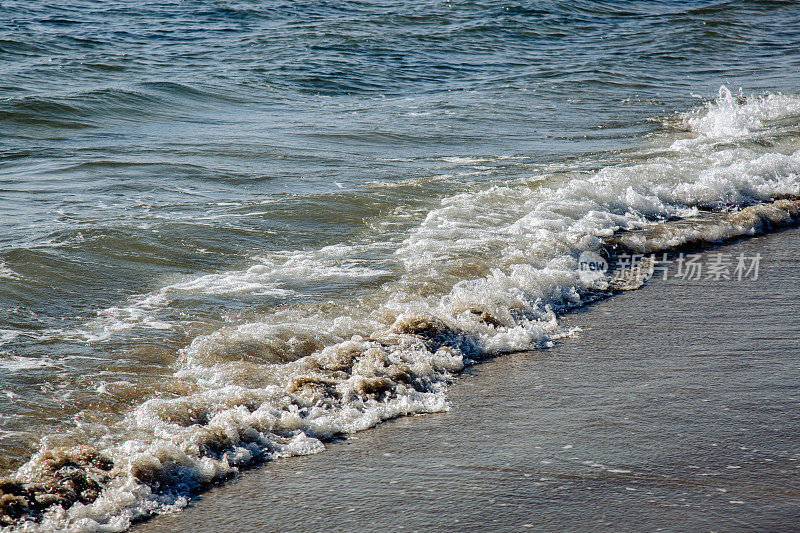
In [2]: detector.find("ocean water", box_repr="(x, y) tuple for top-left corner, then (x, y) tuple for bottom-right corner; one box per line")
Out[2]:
(1, 0), (799, 530)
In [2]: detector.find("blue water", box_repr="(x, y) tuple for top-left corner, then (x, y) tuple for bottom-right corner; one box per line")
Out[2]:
(1, 1), (799, 529)
(3, 0), (799, 296)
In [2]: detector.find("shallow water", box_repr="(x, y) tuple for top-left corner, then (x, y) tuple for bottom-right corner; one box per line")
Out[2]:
(1, 1), (800, 530)
(137, 226), (800, 532)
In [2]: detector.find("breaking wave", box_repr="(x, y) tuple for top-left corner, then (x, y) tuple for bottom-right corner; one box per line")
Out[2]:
(2, 87), (800, 531)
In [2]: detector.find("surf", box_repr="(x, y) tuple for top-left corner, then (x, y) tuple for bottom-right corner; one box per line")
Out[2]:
(1, 86), (799, 531)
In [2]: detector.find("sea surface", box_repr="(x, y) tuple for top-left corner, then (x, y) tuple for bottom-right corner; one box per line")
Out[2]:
(1, 0), (799, 530)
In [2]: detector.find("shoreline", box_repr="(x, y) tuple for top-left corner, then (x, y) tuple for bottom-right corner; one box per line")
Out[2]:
(136, 225), (800, 532)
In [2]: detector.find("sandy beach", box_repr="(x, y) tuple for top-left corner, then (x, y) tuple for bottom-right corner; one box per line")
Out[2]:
(136, 226), (800, 532)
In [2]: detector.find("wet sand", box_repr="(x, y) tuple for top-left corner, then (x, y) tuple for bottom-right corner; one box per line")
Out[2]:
(137, 227), (800, 532)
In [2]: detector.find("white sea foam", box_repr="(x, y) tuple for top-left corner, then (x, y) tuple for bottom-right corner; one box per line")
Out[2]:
(75, 243), (394, 342)
(4, 87), (800, 531)
(0, 263), (21, 281)
(672, 86), (800, 151)
(438, 156), (491, 164)
(0, 354), (54, 372)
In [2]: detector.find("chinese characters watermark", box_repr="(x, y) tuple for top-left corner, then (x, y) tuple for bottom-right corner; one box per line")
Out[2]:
(579, 252), (762, 282)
